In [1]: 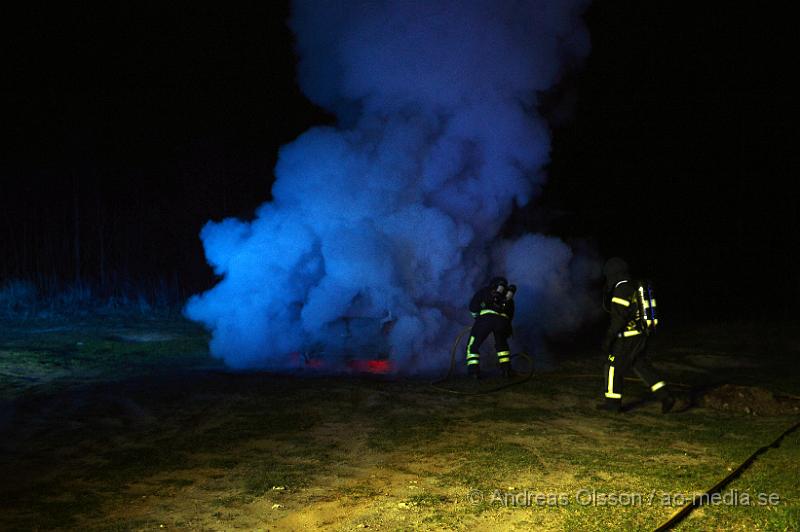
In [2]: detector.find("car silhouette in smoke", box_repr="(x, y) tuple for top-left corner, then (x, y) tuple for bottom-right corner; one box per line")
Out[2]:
(288, 312), (395, 374)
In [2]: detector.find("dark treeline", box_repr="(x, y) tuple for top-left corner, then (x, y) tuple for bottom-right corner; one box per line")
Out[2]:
(2, 2), (332, 302)
(2, 144), (273, 300)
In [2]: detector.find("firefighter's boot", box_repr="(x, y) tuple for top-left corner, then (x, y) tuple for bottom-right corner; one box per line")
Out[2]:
(468, 364), (481, 380)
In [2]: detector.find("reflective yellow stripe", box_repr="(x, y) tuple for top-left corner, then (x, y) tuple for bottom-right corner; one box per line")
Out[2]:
(622, 330), (641, 337)
(606, 366), (620, 399)
(608, 354), (615, 362)
(479, 309), (509, 318)
(497, 349), (511, 363)
(651, 381), (666, 392)
(466, 335), (480, 365)
(611, 297), (630, 307)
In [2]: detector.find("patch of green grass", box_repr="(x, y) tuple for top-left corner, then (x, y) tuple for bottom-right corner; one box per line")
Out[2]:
(214, 494), (255, 508)
(103, 517), (165, 531)
(407, 492), (449, 506)
(0, 486), (103, 530)
(437, 440), (542, 490)
(420, 510), (451, 526)
(208, 457), (240, 469)
(0, 316), (218, 400)
(366, 411), (449, 451)
(469, 405), (555, 423)
(157, 478), (195, 488)
(560, 500), (663, 531)
(339, 483), (382, 499)
(95, 443), (192, 484)
(674, 430), (800, 531)
(242, 459), (319, 496)
(195, 422), (272, 451)
(194, 410), (322, 453)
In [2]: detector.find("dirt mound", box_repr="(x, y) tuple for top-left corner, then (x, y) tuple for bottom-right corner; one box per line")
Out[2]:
(702, 384), (800, 416)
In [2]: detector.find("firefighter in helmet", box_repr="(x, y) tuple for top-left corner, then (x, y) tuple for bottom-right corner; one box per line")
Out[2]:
(466, 276), (516, 378)
(599, 258), (676, 413)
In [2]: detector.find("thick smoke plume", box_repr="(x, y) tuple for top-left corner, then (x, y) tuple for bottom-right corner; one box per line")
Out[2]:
(186, 0), (598, 372)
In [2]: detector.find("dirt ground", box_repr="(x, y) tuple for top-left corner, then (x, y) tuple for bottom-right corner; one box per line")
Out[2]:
(1, 316), (799, 530)
(702, 384), (800, 417)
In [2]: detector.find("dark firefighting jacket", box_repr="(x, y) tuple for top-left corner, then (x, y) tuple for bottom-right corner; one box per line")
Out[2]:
(602, 279), (640, 352)
(469, 287), (515, 321)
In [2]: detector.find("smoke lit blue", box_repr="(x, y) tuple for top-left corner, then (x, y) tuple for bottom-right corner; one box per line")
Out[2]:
(186, 0), (599, 372)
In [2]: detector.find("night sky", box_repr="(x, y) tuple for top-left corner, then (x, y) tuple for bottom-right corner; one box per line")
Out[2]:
(2, 2), (794, 320)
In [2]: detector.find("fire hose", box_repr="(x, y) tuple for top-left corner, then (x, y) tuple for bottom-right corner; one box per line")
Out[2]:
(430, 326), (534, 395)
(431, 328), (800, 529)
(653, 418), (800, 531)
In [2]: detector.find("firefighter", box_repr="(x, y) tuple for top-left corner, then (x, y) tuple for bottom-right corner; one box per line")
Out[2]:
(598, 258), (676, 413)
(466, 276), (516, 379)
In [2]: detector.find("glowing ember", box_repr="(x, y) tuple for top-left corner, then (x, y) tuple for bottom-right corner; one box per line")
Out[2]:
(346, 359), (393, 374)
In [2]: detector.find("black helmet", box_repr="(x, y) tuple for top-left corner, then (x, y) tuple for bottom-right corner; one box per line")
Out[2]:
(602, 257), (629, 288)
(489, 276), (508, 290)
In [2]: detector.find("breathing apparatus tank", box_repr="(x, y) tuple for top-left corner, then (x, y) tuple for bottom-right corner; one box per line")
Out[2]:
(634, 280), (658, 334)
(488, 277), (508, 308)
(505, 284), (517, 302)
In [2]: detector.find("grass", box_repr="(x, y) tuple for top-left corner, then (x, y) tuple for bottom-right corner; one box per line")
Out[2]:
(242, 459), (319, 496)
(366, 410), (450, 451)
(0, 317), (798, 530)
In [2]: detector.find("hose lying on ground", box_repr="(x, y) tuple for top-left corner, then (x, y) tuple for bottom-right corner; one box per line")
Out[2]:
(432, 327), (800, 530)
(653, 418), (800, 531)
(430, 326), (534, 395)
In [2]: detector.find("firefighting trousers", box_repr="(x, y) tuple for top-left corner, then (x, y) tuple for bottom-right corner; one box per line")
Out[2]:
(603, 334), (668, 404)
(466, 314), (511, 368)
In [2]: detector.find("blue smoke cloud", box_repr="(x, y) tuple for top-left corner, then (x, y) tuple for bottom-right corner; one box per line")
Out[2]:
(186, 0), (599, 372)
